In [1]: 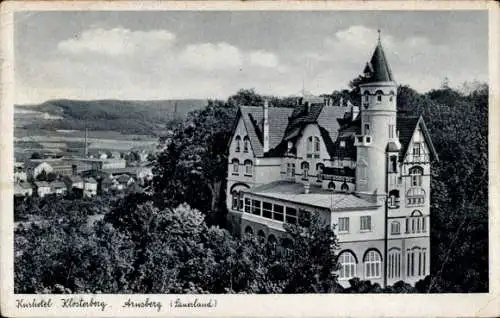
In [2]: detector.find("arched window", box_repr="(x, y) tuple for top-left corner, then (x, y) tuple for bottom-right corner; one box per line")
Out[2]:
(338, 251), (357, 280)
(314, 136), (321, 154)
(231, 158), (239, 174)
(257, 230), (266, 242)
(388, 189), (400, 208)
(328, 181), (335, 191)
(307, 136), (313, 153)
(235, 135), (241, 152)
(406, 247), (426, 277)
(389, 91), (395, 102)
(364, 250), (382, 279)
(341, 182), (349, 192)
(409, 166), (423, 187)
(376, 90), (383, 103)
(316, 163), (324, 182)
(268, 235), (277, 255)
(410, 210), (425, 234)
(244, 226), (254, 235)
(390, 221), (401, 235)
(243, 136), (250, 153)
(388, 248), (401, 279)
(244, 160), (253, 176)
(301, 161), (309, 180)
(363, 91), (369, 109)
(281, 238), (293, 257)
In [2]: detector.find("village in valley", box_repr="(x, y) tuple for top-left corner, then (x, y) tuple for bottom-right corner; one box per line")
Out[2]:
(13, 129), (156, 202)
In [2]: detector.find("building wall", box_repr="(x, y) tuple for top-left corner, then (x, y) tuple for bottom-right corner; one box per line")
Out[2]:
(332, 206), (385, 243)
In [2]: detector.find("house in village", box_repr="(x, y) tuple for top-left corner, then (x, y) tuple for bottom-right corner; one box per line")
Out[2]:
(14, 182), (33, 197)
(63, 175), (84, 194)
(225, 37), (438, 287)
(83, 177), (98, 197)
(34, 181), (52, 197)
(50, 181), (67, 196)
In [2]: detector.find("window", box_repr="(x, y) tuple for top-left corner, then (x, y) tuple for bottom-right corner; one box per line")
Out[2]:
(243, 136), (250, 153)
(301, 161), (309, 180)
(338, 217), (349, 233)
(262, 202), (273, 219)
(376, 92), (382, 102)
(257, 230), (266, 242)
(364, 250), (382, 279)
(338, 252), (357, 280)
(285, 207), (297, 224)
(388, 249), (401, 279)
(244, 160), (253, 176)
(360, 216), (372, 231)
(251, 199), (261, 216)
(287, 163), (296, 178)
(341, 182), (349, 192)
(412, 143), (421, 157)
(244, 226), (253, 235)
(364, 94), (369, 103)
(273, 204), (284, 221)
(409, 166), (423, 187)
(389, 155), (398, 173)
(307, 137), (313, 153)
(328, 181), (336, 191)
(232, 159), (239, 174)
(340, 140), (346, 148)
(314, 137), (321, 153)
(406, 187), (425, 207)
(316, 163), (324, 182)
(358, 160), (368, 181)
(389, 124), (395, 139)
(409, 210), (425, 234)
(388, 190), (400, 208)
(268, 235), (277, 255)
(235, 136), (241, 152)
(244, 198), (250, 213)
(231, 191), (239, 210)
(407, 247), (426, 277)
(390, 221), (401, 235)
(364, 123), (370, 135)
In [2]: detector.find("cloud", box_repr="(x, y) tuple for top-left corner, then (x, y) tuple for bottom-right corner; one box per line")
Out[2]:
(179, 42), (243, 71)
(249, 50), (279, 68)
(57, 27), (176, 56)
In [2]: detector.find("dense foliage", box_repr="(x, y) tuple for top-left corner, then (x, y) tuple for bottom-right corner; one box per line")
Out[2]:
(14, 83), (488, 293)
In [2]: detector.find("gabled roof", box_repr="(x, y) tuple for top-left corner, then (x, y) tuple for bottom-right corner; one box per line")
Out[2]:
(237, 106), (294, 157)
(362, 41), (394, 83)
(397, 115), (439, 162)
(34, 181), (50, 187)
(50, 181), (66, 188)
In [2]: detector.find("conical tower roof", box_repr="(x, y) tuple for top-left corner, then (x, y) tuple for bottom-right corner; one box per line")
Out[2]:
(363, 36), (394, 83)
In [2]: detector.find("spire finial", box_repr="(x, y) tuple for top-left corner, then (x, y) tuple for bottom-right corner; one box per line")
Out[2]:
(377, 29), (381, 43)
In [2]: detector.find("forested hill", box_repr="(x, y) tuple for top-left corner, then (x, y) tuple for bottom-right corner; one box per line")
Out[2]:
(16, 98), (208, 136)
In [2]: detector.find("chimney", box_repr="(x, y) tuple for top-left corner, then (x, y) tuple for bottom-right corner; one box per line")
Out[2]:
(84, 128), (88, 158)
(263, 100), (270, 153)
(303, 183), (310, 194)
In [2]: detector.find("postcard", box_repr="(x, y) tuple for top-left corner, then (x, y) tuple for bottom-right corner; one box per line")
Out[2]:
(1, 1), (498, 317)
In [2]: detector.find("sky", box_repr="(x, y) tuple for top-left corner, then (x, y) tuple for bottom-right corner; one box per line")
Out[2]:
(14, 10), (488, 104)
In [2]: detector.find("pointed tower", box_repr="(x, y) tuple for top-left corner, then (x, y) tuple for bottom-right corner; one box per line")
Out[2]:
(355, 31), (400, 201)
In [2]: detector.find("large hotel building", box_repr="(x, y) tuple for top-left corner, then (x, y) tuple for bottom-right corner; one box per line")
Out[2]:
(225, 37), (438, 287)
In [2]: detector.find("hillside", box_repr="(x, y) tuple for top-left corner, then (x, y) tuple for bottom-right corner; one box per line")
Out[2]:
(16, 99), (208, 136)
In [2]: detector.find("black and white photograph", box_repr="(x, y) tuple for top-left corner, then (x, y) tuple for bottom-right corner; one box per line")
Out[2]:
(1, 2), (498, 317)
